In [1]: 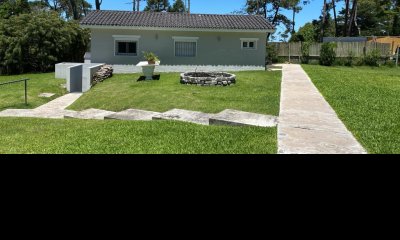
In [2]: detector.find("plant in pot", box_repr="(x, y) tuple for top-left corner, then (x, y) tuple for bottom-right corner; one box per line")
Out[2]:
(143, 51), (159, 65)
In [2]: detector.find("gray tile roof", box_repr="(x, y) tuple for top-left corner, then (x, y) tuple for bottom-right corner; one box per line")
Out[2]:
(80, 10), (274, 31)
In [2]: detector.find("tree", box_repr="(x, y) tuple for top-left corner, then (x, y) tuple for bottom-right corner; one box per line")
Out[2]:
(0, 0), (31, 19)
(332, 0), (338, 36)
(290, 22), (316, 42)
(0, 11), (89, 74)
(170, 0), (185, 12)
(144, 0), (170, 12)
(95, 0), (102, 10)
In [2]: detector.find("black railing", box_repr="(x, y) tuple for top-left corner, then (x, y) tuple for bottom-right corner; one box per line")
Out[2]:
(0, 79), (30, 105)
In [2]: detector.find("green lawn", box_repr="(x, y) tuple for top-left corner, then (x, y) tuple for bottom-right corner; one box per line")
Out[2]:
(0, 118), (276, 154)
(302, 65), (400, 154)
(68, 71), (282, 116)
(0, 73), (67, 110)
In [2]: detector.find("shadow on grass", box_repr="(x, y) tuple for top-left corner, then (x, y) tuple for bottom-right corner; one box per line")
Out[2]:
(137, 75), (161, 82)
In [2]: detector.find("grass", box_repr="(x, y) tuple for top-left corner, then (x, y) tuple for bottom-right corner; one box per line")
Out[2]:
(0, 117), (277, 154)
(0, 73), (67, 110)
(68, 71), (281, 116)
(302, 65), (400, 154)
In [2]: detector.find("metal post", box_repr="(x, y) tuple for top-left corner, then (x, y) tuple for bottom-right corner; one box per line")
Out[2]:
(24, 79), (27, 105)
(396, 47), (399, 67)
(288, 42), (291, 63)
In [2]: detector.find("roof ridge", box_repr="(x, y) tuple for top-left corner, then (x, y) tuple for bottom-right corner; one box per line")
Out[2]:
(87, 10), (265, 17)
(81, 10), (275, 31)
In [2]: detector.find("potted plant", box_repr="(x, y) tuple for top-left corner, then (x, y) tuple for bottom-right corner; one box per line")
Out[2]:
(143, 51), (159, 65)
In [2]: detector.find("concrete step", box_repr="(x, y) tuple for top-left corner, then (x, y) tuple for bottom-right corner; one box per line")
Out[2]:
(152, 109), (215, 125)
(105, 109), (160, 121)
(64, 108), (115, 120)
(209, 109), (278, 127)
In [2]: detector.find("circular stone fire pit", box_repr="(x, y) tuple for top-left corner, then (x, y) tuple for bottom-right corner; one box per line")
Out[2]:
(180, 72), (236, 86)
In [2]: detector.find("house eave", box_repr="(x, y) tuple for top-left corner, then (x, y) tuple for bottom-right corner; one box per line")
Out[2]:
(80, 24), (275, 33)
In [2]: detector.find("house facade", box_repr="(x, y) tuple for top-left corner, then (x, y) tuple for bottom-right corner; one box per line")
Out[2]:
(80, 11), (275, 67)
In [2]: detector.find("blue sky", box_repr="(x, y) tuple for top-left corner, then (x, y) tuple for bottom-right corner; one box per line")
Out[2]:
(86, 0), (344, 40)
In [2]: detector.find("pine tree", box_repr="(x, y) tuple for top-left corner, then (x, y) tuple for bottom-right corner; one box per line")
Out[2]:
(144, 0), (170, 12)
(170, 0), (185, 12)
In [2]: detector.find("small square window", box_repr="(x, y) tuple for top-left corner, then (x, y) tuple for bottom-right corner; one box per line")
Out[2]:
(241, 40), (258, 50)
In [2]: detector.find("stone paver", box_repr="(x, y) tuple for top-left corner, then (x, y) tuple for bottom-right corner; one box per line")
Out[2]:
(209, 109), (278, 127)
(152, 109), (214, 125)
(105, 109), (160, 121)
(38, 93), (56, 98)
(0, 93), (82, 119)
(35, 93), (82, 111)
(64, 108), (116, 120)
(278, 64), (367, 154)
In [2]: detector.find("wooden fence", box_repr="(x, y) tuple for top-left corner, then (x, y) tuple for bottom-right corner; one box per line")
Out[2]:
(270, 42), (392, 58)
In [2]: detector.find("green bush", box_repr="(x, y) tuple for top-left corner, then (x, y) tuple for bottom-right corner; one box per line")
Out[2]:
(266, 43), (279, 64)
(319, 42), (337, 66)
(363, 49), (381, 67)
(384, 60), (396, 68)
(0, 12), (89, 74)
(300, 42), (311, 64)
(345, 51), (355, 67)
(334, 58), (345, 66)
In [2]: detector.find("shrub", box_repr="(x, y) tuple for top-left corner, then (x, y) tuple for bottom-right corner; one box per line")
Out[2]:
(142, 51), (159, 64)
(363, 49), (381, 67)
(300, 42), (311, 64)
(345, 50), (355, 67)
(384, 60), (396, 68)
(266, 43), (279, 64)
(0, 12), (89, 74)
(319, 42), (337, 66)
(334, 58), (345, 66)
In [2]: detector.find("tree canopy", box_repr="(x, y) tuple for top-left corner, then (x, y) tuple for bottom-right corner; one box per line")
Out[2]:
(0, 0), (90, 74)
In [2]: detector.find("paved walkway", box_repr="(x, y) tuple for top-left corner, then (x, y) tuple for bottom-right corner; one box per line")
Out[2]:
(278, 64), (367, 154)
(0, 93), (82, 119)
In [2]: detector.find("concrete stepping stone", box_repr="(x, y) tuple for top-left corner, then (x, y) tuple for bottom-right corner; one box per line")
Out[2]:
(64, 108), (115, 120)
(38, 93), (56, 98)
(153, 109), (214, 125)
(209, 109), (278, 127)
(0, 109), (36, 118)
(105, 109), (160, 121)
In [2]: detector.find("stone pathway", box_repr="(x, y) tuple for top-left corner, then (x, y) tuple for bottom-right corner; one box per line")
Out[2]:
(0, 93), (82, 119)
(278, 64), (367, 154)
(105, 109), (160, 121)
(153, 109), (215, 125)
(210, 109), (278, 127)
(0, 96), (278, 128)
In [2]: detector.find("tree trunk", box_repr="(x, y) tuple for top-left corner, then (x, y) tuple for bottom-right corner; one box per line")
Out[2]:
(321, 0), (327, 41)
(347, 0), (358, 36)
(332, 0), (338, 37)
(292, 7), (296, 34)
(95, 0), (102, 10)
(343, 0), (350, 36)
(267, 5), (281, 40)
(69, 0), (79, 20)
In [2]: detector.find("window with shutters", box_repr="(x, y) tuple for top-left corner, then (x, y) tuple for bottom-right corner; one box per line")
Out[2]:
(173, 37), (199, 57)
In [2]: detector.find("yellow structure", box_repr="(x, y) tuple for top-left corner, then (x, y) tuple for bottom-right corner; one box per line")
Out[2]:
(368, 37), (400, 55)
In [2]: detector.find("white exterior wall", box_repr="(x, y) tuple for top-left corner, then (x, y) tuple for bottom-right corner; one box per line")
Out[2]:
(90, 28), (267, 66)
